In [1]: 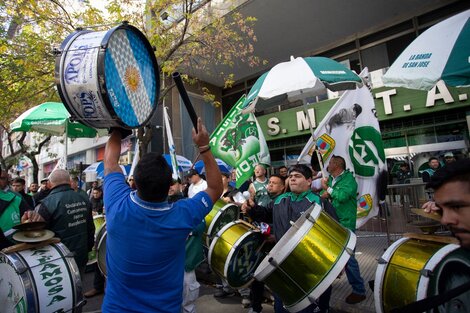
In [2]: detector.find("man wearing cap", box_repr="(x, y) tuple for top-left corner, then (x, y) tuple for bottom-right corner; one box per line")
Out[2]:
(321, 155), (366, 305)
(33, 177), (51, 204)
(187, 169), (207, 199)
(243, 164), (336, 313)
(443, 152), (456, 165)
(101, 119), (222, 313)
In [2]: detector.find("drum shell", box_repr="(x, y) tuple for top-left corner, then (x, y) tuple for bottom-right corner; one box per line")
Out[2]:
(209, 221), (265, 288)
(374, 237), (470, 313)
(203, 199), (239, 247)
(55, 23), (160, 129)
(96, 222), (107, 277)
(254, 204), (356, 312)
(0, 243), (83, 313)
(93, 215), (105, 236)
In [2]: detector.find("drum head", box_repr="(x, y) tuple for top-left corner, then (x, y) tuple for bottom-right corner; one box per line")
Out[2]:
(206, 204), (239, 246)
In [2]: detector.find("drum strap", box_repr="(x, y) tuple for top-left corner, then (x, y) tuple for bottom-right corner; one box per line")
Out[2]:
(390, 281), (470, 313)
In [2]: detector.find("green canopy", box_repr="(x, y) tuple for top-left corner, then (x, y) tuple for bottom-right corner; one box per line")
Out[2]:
(10, 102), (98, 138)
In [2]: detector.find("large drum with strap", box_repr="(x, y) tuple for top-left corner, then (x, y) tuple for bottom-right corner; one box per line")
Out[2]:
(55, 23), (160, 129)
(208, 220), (266, 288)
(203, 199), (240, 247)
(96, 222), (107, 277)
(374, 234), (470, 313)
(0, 243), (84, 313)
(254, 203), (356, 312)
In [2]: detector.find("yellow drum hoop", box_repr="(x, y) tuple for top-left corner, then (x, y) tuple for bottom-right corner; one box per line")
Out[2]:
(205, 203), (239, 247)
(254, 203), (356, 312)
(208, 220), (262, 288)
(374, 237), (462, 313)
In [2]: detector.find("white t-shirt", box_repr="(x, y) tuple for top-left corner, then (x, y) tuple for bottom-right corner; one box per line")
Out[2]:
(188, 179), (208, 198)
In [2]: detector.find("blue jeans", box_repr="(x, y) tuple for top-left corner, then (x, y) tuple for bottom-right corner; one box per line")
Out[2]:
(274, 286), (331, 313)
(346, 254), (366, 295)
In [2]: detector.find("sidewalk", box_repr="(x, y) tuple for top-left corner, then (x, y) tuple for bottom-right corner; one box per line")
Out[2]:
(80, 232), (387, 313)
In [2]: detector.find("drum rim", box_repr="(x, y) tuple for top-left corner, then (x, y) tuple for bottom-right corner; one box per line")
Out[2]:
(98, 23), (160, 129)
(254, 204), (322, 281)
(286, 230), (356, 312)
(207, 220), (240, 270)
(206, 203), (240, 246)
(97, 229), (107, 277)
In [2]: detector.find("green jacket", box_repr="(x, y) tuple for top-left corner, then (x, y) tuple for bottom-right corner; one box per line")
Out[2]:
(185, 220), (206, 272)
(0, 191), (23, 233)
(327, 170), (358, 231)
(39, 184), (94, 269)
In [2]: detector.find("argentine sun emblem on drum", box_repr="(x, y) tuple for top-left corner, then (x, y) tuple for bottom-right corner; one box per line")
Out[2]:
(55, 23), (160, 129)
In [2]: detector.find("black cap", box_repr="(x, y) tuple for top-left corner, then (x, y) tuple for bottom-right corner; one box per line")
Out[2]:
(186, 169), (199, 177)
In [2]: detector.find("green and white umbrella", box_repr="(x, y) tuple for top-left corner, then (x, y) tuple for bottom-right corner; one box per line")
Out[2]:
(242, 56), (362, 111)
(10, 102), (98, 138)
(383, 9), (470, 90)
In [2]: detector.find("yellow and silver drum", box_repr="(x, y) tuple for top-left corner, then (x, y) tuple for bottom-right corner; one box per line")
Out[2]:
(374, 234), (470, 313)
(208, 220), (265, 288)
(203, 199), (239, 247)
(254, 203), (356, 312)
(96, 222), (107, 277)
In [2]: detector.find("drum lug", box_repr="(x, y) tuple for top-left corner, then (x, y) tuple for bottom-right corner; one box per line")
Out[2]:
(307, 295), (317, 304)
(52, 48), (62, 56)
(346, 248), (354, 256)
(268, 257), (279, 267)
(420, 269), (433, 277)
(377, 257), (388, 265)
(76, 299), (87, 309)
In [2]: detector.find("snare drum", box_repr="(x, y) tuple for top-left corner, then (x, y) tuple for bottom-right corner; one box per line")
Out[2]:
(203, 199), (240, 247)
(96, 222), (107, 277)
(374, 236), (470, 313)
(0, 243), (84, 313)
(254, 203), (356, 312)
(55, 23), (160, 129)
(208, 220), (265, 288)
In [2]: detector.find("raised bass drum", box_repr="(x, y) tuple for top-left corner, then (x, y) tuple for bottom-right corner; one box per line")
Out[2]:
(55, 23), (160, 129)
(254, 203), (356, 312)
(208, 220), (266, 288)
(374, 235), (470, 313)
(203, 199), (240, 247)
(0, 243), (84, 313)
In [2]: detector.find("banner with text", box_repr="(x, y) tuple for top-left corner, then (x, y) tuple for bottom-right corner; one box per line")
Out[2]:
(210, 95), (270, 188)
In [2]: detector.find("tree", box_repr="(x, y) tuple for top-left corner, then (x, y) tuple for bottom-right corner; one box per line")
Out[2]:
(0, 0), (263, 166)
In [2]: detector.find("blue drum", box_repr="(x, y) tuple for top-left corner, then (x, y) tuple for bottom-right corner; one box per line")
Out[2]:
(55, 23), (160, 128)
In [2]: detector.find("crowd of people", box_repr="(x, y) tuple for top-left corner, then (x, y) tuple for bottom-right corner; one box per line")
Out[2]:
(0, 118), (469, 313)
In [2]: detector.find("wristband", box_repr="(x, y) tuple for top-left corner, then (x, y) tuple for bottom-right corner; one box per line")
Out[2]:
(200, 147), (211, 154)
(198, 144), (210, 150)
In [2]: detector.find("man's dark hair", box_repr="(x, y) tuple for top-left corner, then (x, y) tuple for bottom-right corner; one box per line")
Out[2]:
(134, 153), (172, 202)
(332, 155), (346, 170)
(71, 176), (79, 182)
(93, 186), (103, 193)
(277, 165), (287, 171)
(288, 164), (312, 180)
(12, 177), (25, 185)
(270, 174), (286, 185)
(426, 159), (470, 190)
(428, 156), (439, 163)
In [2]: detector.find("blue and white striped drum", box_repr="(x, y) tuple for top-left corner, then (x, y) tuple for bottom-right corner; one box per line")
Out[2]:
(55, 23), (160, 129)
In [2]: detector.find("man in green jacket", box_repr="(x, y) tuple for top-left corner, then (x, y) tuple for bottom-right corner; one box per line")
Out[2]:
(321, 155), (366, 304)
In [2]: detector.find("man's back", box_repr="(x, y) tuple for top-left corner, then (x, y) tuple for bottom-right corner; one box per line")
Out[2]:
(103, 172), (213, 313)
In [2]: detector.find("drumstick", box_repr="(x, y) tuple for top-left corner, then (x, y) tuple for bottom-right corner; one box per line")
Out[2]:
(172, 72), (199, 133)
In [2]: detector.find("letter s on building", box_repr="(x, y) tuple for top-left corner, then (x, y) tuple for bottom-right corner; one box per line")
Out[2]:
(267, 117), (280, 136)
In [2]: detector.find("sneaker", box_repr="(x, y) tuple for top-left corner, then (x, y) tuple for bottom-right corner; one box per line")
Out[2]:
(241, 295), (251, 308)
(83, 288), (104, 298)
(345, 292), (366, 304)
(213, 289), (236, 298)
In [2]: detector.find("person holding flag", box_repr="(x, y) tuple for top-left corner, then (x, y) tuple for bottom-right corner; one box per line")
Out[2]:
(320, 155), (367, 304)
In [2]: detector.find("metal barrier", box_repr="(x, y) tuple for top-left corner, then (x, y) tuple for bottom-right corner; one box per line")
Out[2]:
(358, 182), (447, 245)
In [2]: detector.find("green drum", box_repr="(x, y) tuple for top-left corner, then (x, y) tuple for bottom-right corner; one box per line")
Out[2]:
(374, 235), (470, 313)
(254, 203), (356, 312)
(208, 220), (266, 288)
(93, 215), (105, 236)
(203, 199), (239, 247)
(96, 222), (107, 277)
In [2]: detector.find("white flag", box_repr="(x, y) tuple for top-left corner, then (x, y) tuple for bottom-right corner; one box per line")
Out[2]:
(298, 69), (388, 228)
(163, 106), (179, 180)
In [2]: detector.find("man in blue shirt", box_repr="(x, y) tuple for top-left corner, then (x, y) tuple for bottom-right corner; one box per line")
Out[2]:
(102, 118), (222, 313)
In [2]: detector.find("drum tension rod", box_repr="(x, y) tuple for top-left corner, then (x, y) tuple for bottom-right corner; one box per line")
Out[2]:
(420, 269), (433, 277)
(346, 247), (354, 256)
(377, 257), (388, 265)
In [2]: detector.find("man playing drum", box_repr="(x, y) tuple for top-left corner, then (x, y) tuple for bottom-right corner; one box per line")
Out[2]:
(243, 164), (337, 313)
(101, 119), (222, 313)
